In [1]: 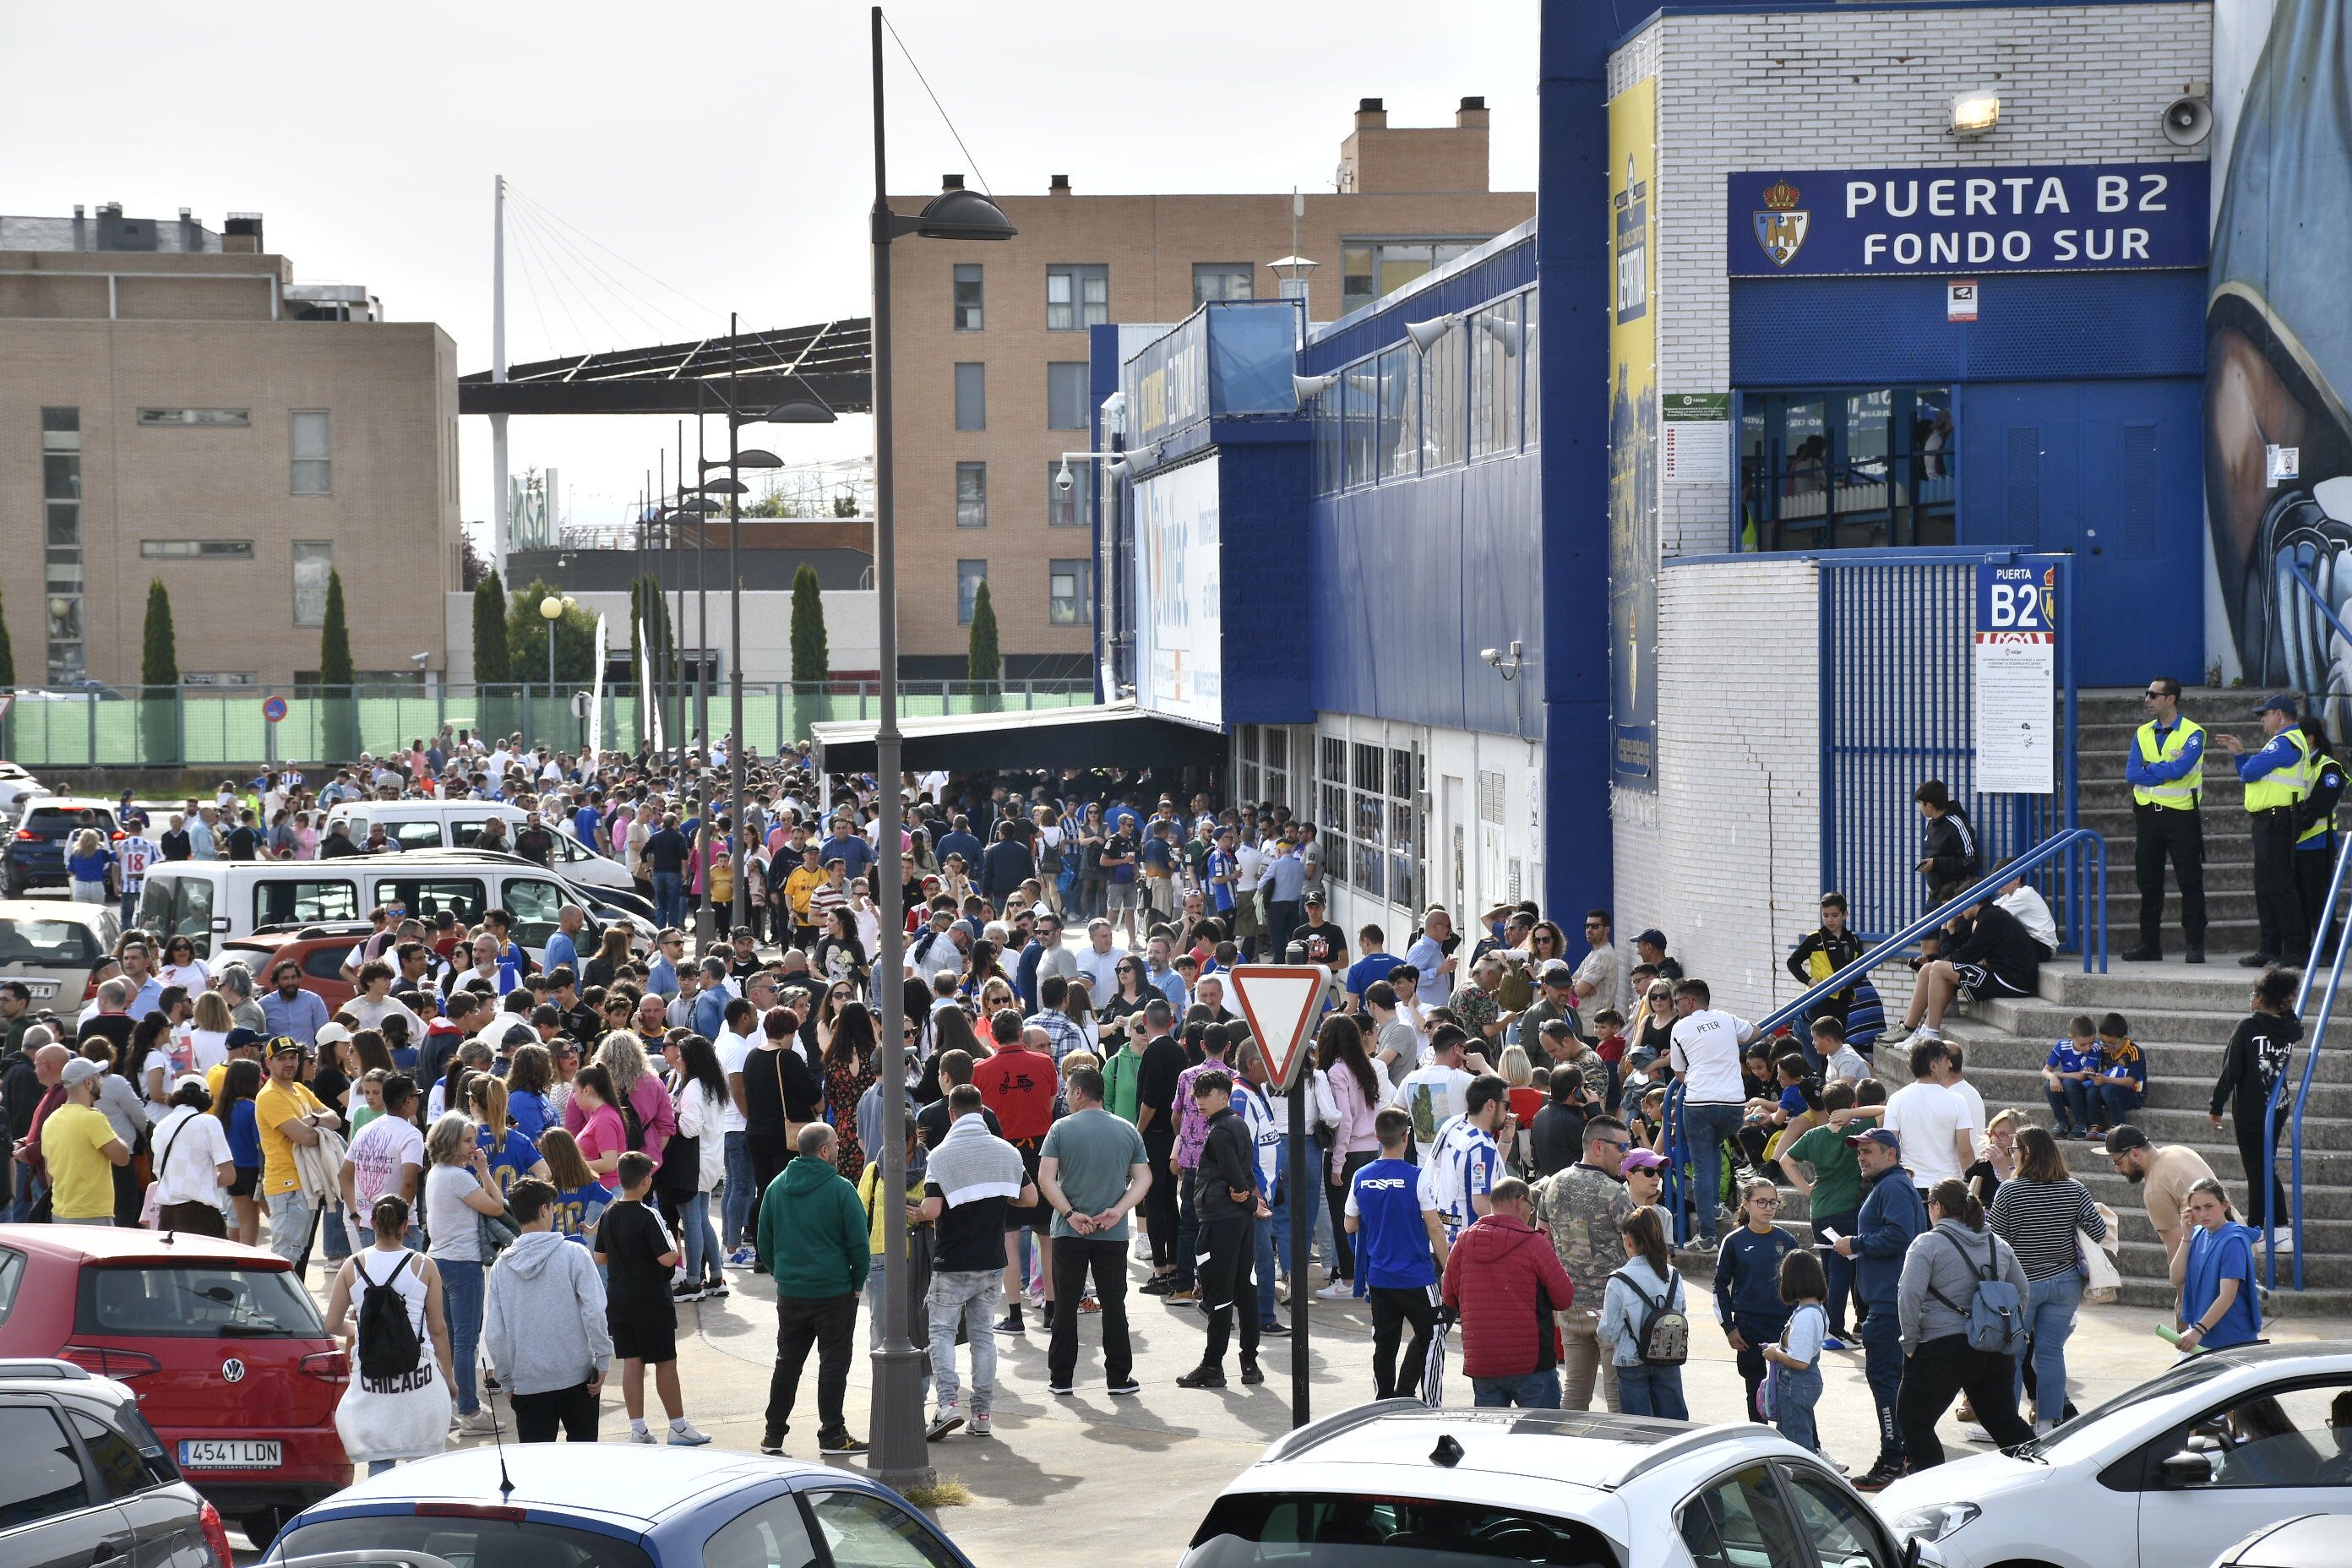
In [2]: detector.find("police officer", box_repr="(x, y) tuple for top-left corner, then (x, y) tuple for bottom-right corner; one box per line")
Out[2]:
(2218, 694), (2315, 967)
(2295, 716), (2345, 956)
(2122, 676), (2208, 965)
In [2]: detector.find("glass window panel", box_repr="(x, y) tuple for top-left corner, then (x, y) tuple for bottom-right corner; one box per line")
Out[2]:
(1047, 362), (1090, 430)
(953, 363), (985, 431)
(804, 1491), (960, 1568)
(1421, 323), (1464, 468)
(1471, 297), (1523, 458)
(1390, 800), (1417, 911)
(1389, 747), (1413, 799)
(1779, 1466), (1897, 1568)
(1192, 264), (1255, 307)
(1265, 728), (1288, 772)
(1522, 289), (1540, 447)
(1376, 346), (1418, 480)
(956, 560), (986, 626)
(1341, 246), (1374, 307)
(291, 409), (330, 494)
(1048, 558), (1092, 626)
(1047, 264), (1107, 330)
(257, 879), (360, 928)
(1678, 1465), (1810, 1568)
(41, 406), (80, 438)
(0, 1405), (89, 1526)
(1048, 460), (1092, 529)
(292, 541), (333, 627)
(141, 539), (254, 559)
(1353, 793), (1386, 899)
(46, 596), (82, 639)
(46, 503), (79, 547)
(952, 263), (983, 332)
(956, 463), (987, 529)
(1342, 364), (1377, 488)
(137, 407), (249, 427)
(1353, 742), (1383, 790)
(706, 1493), (821, 1568)
(43, 454), (80, 500)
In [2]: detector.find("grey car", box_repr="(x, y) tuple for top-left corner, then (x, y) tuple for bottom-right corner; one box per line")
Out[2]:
(0, 899), (119, 1013)
(0, 1357), (228, 1568)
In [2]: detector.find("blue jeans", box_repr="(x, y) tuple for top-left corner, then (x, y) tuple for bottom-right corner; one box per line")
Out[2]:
(2092, 1081), (2142, 1127)
(678, 1190), (716, 1283)
(1814, 1209), (1859, 1335)
(1773, 1360), (1824, 1452)
(1255, 1181), (1288, 1325)
(319, 1200), (352, 1264)
(120, 890), (141, 928)
(721, 1131), (753, 1250)
(439, 1259), (485, 1415)
(2013, 1269), (2083, 1420)
(1859, 1308), (1905, 1470)
(1682, 1102), (1745, 1241)
(1617, 1361), (1688, 1419)
(2044, 1081), (2093, 1132)
(1473, 1369), (1561, 1408)
(652, 871), (685, 930)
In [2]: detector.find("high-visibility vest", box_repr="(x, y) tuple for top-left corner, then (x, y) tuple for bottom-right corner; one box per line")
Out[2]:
(2300, 751), (2339, 847)
(2243, 728), (2314, 813)
(2132, 719), (2205, 809)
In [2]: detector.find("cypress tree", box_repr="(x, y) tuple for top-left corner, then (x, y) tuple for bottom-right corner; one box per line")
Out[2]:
(140, 580), (178, 763)
(790, 564), (829, 683)
(0, 581), (14, 687)
(319, 569), (357, 760)
(966, 579), (1000, 685)
(472, 571), (511, 683)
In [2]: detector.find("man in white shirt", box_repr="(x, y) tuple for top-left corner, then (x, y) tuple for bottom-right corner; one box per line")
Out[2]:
(1233, 836), (1270, 960)
(1881, 1038), (1978, 1193)
(711, 1009), (756, 1260)
(1072, 919), (1124, 1004)
(1667, 977), (1760, 1247)
(1425, 1075), (1509, 1238)
(1391, 1026), (1478, 1162)
(1993, 861), (2060, 956)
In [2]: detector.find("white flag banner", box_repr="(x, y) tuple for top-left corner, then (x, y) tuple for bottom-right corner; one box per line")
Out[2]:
(636, 618), (662, 753)
(587, 612), (608, 762)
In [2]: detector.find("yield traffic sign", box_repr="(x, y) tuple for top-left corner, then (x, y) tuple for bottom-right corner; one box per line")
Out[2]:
(1227, 964), (1331, 1091)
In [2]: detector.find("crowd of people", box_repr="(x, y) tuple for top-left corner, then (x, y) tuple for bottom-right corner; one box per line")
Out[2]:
(0, 735), (2296, 1489)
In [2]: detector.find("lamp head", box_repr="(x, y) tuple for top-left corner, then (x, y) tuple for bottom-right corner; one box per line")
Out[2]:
(539, 596), (564, 622)
(1949, 89), (2001, 136)
(912, 187), (1017, 242)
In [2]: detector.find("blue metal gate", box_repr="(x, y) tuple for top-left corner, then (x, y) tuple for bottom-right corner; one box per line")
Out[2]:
(1819, 549), (2078, 945)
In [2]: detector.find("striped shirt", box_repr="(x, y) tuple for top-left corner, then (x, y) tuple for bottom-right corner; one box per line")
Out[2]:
(1988, 1175), (2104, 1281)
(1426, 1118), (1501, 1236)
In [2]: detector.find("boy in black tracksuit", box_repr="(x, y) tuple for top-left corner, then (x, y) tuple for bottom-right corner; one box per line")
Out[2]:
(1178, 1072), (1265, 1389)
(2213, 966), (2303, 1243)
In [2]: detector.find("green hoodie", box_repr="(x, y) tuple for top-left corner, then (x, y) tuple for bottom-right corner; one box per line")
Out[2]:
(755, 1154), (872, 1297)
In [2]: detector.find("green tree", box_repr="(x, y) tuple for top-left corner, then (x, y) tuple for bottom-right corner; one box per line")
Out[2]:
(140, 580), (179, 763)
(831, 492), (858, 518)
(503, 579), (597, 684)
(472, 571), (511, 683)
(318, 569), (357, 761)
(790, 565), (829, 683)
(966, 579), (1000, 685)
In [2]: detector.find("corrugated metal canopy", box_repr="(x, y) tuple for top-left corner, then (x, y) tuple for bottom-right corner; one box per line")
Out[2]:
(459, 318), (871, 416)
(811, 702), (1227, 773)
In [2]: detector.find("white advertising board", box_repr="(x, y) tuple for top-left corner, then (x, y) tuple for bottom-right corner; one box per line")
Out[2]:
(1133, 455), (1222, 727)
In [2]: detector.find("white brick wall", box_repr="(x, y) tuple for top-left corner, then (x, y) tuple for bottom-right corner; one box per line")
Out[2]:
(1636, 3), (2213, 557)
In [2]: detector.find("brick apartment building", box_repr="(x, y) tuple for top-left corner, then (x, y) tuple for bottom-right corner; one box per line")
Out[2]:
(887, 98), (1533, 678)
(0, 204), (462, 689)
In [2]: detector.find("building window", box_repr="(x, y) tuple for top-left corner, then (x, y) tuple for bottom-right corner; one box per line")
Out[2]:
(953, 363), (986, 431)
(1311, 387), (1341, 496)
(137, 407), (250, 427)
(953, 263), (983, 332)
(1522, 289), (1540, 448)
(1048, 460), (1093, 528)
(1377, 345), (1419, 480)
(41, 408), (82, 684)
(1317, 735), (1349, 891)
(1420, 321), (1464, 469)
(1340, 239), (1489, 309)
(1048, 559), (1093, 626)
(181, 672), (258, 688)
(141, 539), (255, 559)
(1341, 362), (1377, 489)
(1046, 264), (1108, 330)
(291, 540), (334, 628)
(1737, 386), (1955, 553)
(1469, 295), (1523, 459)
(290, 409), (330, 493)
(956, 462), (988, 529)
(1192, 264), (1255, 307)
(956, 560), (987, 626)
(1047, 362), (1091, 431)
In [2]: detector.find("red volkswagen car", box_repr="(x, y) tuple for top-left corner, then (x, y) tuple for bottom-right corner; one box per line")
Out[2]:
(0, 1225), (349, 1547)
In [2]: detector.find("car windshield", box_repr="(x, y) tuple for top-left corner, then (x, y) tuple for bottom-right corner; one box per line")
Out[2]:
(1182, 1494), (1617, 1568)
(2039, 1353), (2239, 1446)
(78, 1265), (327, 1339)
(271, 1514), (655, 1568)
(0, 916), (105, 967)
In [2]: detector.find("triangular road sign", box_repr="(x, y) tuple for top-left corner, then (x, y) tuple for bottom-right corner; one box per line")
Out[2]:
(1228, 964), (1331, 1090)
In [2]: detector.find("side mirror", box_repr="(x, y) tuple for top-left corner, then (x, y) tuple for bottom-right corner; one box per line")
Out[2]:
(2158, 1448), (2214, 1488)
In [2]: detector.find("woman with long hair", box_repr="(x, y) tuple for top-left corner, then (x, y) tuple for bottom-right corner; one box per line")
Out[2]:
(157, 934), (210, 994)
(816, 906), (870, 989)
(822, 1002), (880, 1181)
(66, 828), (113, 904)
(1602, 1206), (1688, 1418)
(187, 989), (236, 1075)
(742, 1007), (823, 1239)
(564, 1029), (675, 1164)
(466, 1073), (548, 1198)
(1060, 974), (1099, 1054)
(1075, 803), (1107, 922)
(961, 938), (1010, 1001)
(324, 1194), (453, 1477)
(976, 974), (1018, 1023)
(535, 1128), (609, 1244)
(2174, 1177), (2263, 1353)
(127, 1013), (175, 1119)
(1990, 1126), (2105, 1431)
(216, 1057), (265, 1244)
(505, 1043), (555, 1143)
(422, 1110), (508, 1435)
(583, 925), (634, 992)
(1896, 1179), (2034, 1467)
(1316, 1014), (1383, 1294)
(929, 1003), (983, 1067)
(1034, 804), (1066, 917)
(666, 1032), (731, 1299)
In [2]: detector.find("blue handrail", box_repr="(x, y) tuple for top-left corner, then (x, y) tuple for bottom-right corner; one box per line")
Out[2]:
(2269, 820), (2352, 1289)
(1659, 826), (2108, 1244)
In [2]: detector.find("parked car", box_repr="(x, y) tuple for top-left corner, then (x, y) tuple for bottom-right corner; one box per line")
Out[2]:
(1182, 1400), (1936, 1568)
(2212, 1516), (2352, 1567)
(264, 1443), (983, 1568)
(0, 1226), (350, 1549)
(0, 762), (50, 823)
(4, 798), (123, 896)
(0, 1356), (234, 1568)
(214, 924), (375, 1013)
(0, 898), (118, 1011)
(323, 799), (654, 917)
(1877, 1342), (2352, 1568)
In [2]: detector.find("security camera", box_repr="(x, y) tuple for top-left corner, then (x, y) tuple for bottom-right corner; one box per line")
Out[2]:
(1054, 462), (1075, 494)
(407, 651), (429, 666)
(1480, 647), (1503, 667)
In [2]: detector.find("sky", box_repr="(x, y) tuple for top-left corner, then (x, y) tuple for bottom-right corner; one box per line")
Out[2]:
(3, 0), (1538, 538)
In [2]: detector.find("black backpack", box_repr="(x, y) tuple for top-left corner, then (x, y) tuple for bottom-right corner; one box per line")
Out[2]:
(1612, 1266), (1691, 1366)
(355, 1253), (423, 1381)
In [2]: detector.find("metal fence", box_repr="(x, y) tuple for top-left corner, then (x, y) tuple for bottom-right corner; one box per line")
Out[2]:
(1818, 549), (2081, 945)
(0, 680), (1094, 770)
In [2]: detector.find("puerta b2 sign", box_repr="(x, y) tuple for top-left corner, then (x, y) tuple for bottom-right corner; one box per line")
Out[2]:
(1727, 162), (2210, 276)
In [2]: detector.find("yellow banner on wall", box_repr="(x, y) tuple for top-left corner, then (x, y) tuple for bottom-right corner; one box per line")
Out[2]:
(1608, 74), (1659, 789)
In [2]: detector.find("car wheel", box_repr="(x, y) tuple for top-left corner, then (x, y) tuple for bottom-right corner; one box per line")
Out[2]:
(242, 1508), (288, 1550)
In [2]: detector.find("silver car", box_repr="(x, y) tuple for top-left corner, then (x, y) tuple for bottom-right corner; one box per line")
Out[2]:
(0, 898), (118, 1011)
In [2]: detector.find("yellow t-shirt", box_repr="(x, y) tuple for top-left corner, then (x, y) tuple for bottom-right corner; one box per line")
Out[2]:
(253, 1078), (327, 1197)
(205, 1062), (229, 1102)
(786, 866), (826, 918)
(41, 1102), (121, 1221)
(855, 1162), (914, 1259)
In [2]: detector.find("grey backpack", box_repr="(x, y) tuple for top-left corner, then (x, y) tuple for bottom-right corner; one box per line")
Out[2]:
(1930, 1229), (2026, 1355)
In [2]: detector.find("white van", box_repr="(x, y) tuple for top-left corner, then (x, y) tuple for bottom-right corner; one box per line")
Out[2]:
(134, 851), (630, 961)
(321, 800), (648, 915)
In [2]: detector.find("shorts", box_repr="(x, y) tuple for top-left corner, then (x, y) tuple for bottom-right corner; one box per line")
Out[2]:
(1951, 962), (2033, 1000)
(229, 1165), (261, 1199)
(1004, 1140), (1048, 1231)
(609, 1313), (679, 1365)
(1106, 882), (1141, 912)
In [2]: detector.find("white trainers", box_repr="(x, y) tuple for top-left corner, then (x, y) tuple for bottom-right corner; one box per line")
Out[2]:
(970, 1408), (993, 1438)
(455, 1408), (500, 1435)
(1315, 1279), (1353, 1300)
(629, 1427), (659, 1445)
(667, 1423), (712, 1446)
(2273, 1228), (2298, 1255)
(926, 1405), (964, 1441)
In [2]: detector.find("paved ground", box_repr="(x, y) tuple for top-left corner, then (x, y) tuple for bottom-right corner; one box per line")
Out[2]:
(368, 1252), (2348, 1566)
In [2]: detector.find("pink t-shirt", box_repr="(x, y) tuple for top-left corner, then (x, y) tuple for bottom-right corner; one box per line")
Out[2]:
(576, 1102), (628, 1190)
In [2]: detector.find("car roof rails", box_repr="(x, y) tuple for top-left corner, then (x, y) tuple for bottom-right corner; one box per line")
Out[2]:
(0, 1358), (92, 1381)
(1261, 1398), (1424, 1463)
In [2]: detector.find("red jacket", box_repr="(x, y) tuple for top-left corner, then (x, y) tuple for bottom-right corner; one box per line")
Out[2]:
(1440, 1214), (1576, 1379)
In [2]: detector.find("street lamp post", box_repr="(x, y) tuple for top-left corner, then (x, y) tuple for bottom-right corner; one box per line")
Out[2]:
(539, 594), (564, 687)
(865, 1), (1017, 1491)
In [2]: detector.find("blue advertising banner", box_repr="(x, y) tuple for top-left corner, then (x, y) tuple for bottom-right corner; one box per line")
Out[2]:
(1728, 163), (2209, 276)
(1975, 558), (2059, 634)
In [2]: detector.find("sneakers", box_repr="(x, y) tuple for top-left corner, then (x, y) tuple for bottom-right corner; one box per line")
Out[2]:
(1240, 1358), (1266, 1386)
(1260, 1320), (1290, 1337)
(819, 1433), (868, 1456)
(760, 1430), (787, 1456)
(2240, 952), (2282, 969)
(1315, 1279), (1353, 1300)
(994, 1312), (1026, 1334)
(2186, 945), (2208, 965)
(1821, 1336), (1847, 1353)
(2273, 1228), (2298, 1255)
(1138, 1275), (1177, 1296)
(673, 1282), (706, 1304)
(1961, 1422), (1992, 1445)
(970, 1409), (993, 1438)
(629, 1427), (659, 1445)
(726, 1245), (757, 1269)
(1078, 1295), (1101, 1315)
(1176, 1364), (1228, 1389)
(1107, 1378), (1141, 1396)
(1851, 1463), (1904, 1493)
(2120, 942), (2163, 963)
(926, 1406), (965, 1441)
(1167, 1288), (1198, 1304)
(455, 1407), (501, 1435)
(1047, 1380), (1076, 1396)
(668, 1423), (713, 1446)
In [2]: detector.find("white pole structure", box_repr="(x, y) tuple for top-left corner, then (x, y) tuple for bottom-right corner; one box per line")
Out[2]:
(490, 173), (510, 581)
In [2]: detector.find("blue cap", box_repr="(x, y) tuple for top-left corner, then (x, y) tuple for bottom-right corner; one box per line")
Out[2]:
(2253, 694), (2300, 716)
(1846, 1127), (1901, 1153)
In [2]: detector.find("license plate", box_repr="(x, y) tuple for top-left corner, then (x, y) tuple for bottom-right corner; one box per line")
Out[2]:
(21, 981), (55, 999)
(177, 1439), (280, 1471)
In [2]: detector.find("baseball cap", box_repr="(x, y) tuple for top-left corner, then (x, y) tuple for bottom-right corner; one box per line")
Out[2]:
(1304, 891), (1326, 906)
(731, 925), (756, 940)
(2253, 693), (2300, 716)
(1846, 1127), (1901, 1153)
(60, 1057), (101, 1087)
(265, 1036), (305, 1058)
(1539, 960), (1575, 984)
(1620, 1148), (1669, 1172)
(172, 1073), (208, 1095)
(2104, 1123), (2153, 1154)
(1634, 928), (1669, 950)
(314, 1023), (353, 1048)
(224, 1027), (263, 1053)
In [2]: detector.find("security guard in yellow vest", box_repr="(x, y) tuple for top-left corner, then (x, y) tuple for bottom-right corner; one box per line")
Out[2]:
(2219, 693), (2316, 966)
(2122, 677), (2208, 965)
(2295, 716), (2345, 956)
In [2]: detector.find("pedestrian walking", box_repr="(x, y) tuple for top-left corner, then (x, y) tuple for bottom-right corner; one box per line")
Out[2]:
(756, 1123), (871, 1457)
(1989, 1126), (2104, 1431)
(1038, 1065), (1151, 1396)
(1667, 980), (1760, 1249)
(921, 1085), (1037, 1440)
(1347, 1107), (1449, 1401)
(1599, 1206), (1689, 1418)
(483, 1178), (611, 1443)
(1530, 1113), (1633, 1411)
(322, 1195), (452, 1478)
(422, 1112), (511, 1436)
(1894, 1179), (2034, 1471)
(2174, 1176), (2263, 1353)
(1843, 1129), (1927, 1492)
(1761, 1250), (1830, 1456)
(2213, 966), (2302, 1250)
(2217, 694), (2315, 966)
(1440, 1176), (1576, 1409)
(2121, 675), (2208, 964)
(594, 1150), (711, 1446)
(2102, 1124), (2214, 1272)
(1176, 1070), (1268, 1390)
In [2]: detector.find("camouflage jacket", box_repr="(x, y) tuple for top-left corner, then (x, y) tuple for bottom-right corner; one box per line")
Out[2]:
(1531, 1162), (1624, 1304)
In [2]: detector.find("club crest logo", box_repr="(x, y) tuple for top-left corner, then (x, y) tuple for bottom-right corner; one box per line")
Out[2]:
(1752, 179), (1810, 268)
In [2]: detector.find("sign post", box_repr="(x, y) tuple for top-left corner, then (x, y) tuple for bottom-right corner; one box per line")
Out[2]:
(1228, 963), (1331, 1430)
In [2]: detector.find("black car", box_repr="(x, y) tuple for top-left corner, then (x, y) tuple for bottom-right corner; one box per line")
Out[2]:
(0, 1357), (231, 1568)
(3, 800), (122, 896)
